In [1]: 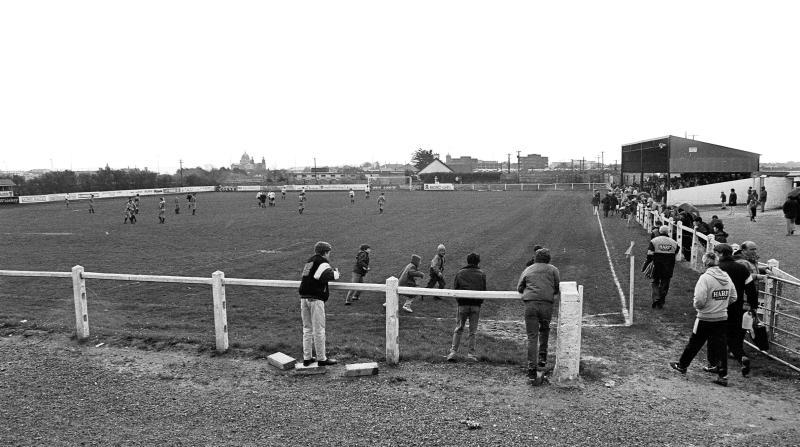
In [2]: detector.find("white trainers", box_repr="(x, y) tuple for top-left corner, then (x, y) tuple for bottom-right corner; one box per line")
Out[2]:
(467, 353), (478, 362)
(402, 304), (413, 313)
(446, 351), (457, 362)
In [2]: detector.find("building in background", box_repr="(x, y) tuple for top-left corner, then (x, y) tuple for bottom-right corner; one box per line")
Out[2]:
(231, 153), (266, 172)
(518, 154), (549, 172)
(0, 178), (15, 197)
(621, 135), (760, 188)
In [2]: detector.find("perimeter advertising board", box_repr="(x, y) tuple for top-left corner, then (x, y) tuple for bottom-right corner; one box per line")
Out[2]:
(423, 183), (455, 191)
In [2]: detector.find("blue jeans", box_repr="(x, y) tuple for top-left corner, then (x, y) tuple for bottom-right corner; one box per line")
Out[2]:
(524, 300), (553, 371)
(451, 305), (481, 353)
(300, 298), (327, 361)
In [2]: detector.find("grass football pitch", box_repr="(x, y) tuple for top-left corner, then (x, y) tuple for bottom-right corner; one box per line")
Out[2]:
(1, 190), (632, 364)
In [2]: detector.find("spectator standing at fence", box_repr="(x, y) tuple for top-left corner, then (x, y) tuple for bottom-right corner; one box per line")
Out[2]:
(88, 194), (95, 213)
(397, 254), (425, 313)
(446, 252), (487, 363)
(134, 194), (140, 215)
(298, 241), (340, 367)
(643, 225), (679, 309)
(747, 194), (758, 222)
(348, 188), (355, 204)
(377, 192), (386, 213)
(650, 221), (662, 240)
(728, 189), (737, 215)
(783, 195), (799, 236)
(712, 223), (728, 243)
(720, 191), (727, 209)
(591, 191), (600, 216)
(426, 244), (447, 300)
(709, 215), (723, 233)
(670, 252), (735, 387)
(708, 243), (758, 377)
(734, 241), (770, 289)
(601, 192), (613, 218)
(344, 244), (371, 305)
(158, 197), (166, 224)
(281, 185), (286, 200)
(525, 244), (544, 267)
(759, 187), (767, 213)
(174, 197), (180, 214)
(517, 248), (560, 386)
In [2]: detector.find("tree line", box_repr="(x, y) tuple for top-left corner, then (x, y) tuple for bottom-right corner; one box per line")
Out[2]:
(3, 166), (246, 196)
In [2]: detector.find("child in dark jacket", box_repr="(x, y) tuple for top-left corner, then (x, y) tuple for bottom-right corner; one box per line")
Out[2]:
(397, 254), (425, 313)
(446, 253), (487, 362)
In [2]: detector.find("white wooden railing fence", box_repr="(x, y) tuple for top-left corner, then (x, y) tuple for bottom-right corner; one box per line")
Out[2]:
(0, 267), (584, 382)
(635, 203), (800, 372)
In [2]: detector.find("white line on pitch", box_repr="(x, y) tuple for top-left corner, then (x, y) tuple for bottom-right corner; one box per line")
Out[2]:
(595, 212), (631, 325)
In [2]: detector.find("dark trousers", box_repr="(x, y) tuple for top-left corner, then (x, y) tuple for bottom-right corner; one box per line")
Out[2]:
(426, 270), (445, 290)
(651, 276), (671, 304)
(708, 305), (745, 365)
(524, 300), (553, 371)
(679, 319), (728, 377)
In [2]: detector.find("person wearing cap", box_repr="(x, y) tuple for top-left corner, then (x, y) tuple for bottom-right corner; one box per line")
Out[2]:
(517, 248), (560, 385)
(425, 244), (447, 299)
(707, 243), (758, 377)
(643, 225), (679, 309)
(728, 188), (737, 215)
(344, 244), (371, 305)
(670, 252), (736, 387)
(446, 252), (487, 362)
(298, 241), (340, 366)
(398, 254), (425, 313)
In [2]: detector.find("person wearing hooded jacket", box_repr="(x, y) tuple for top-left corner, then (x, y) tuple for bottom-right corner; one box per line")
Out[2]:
(706, 243), (758, 377)
(670, 252), (737, 387)
(398, 254), (425, 313)
(298, 241), (340, 367)
(426, 244), (447, 299)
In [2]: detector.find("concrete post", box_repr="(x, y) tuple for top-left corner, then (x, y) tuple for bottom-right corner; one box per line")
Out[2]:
(71, 265), (90, 340)
(212, 270), (229, 352)
(385, 276), (399, 365)
(553, 282), (582, 385)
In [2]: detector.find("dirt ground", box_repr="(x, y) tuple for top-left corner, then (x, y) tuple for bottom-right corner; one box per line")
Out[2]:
(2, 322), (799, 446)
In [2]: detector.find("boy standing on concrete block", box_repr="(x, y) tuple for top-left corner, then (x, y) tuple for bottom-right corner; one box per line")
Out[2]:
(299, 241), (340, 367)
(447, 252), (487, 362)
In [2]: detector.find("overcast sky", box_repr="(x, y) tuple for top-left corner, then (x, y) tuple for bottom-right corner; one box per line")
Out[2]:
(1, 1), (798, 173)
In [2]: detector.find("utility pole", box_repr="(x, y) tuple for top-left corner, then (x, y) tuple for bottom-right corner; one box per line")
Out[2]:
(516, 150), (521, 183)
(179, 159), (184, 187)
(313, 157), (317, 183)
(507, 153), (511, 173)
(601, 151), (604, 169)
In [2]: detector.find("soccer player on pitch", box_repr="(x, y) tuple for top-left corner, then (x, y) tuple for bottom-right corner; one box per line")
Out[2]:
(377, 192), (386, 214)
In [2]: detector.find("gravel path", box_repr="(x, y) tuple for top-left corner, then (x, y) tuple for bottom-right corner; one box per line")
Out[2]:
(2, 331), (799, 446)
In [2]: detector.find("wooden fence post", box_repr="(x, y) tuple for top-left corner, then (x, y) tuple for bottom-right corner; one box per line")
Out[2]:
(212, 270), (229, 352)
(385, 276), (400, 365)
(553, 282), (582, 385)
(765, 259), (780, 337)
(71, 265), (90, 340)
(675, 222), (684, 262)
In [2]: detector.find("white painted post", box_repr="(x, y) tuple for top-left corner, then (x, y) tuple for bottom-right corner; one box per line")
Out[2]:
(212, 270), (229, 352)
(71, 265), (90, 340)
(675, 222), (684, 261)
(765, 259), (780, 328)
(667, 217), (674, 240)
(706, 234), (716, 254)
(553, 282), (582, 385)
(689, 229), (698, 269)
(385, 276), (400, 365)
(628, 255), (635, 326)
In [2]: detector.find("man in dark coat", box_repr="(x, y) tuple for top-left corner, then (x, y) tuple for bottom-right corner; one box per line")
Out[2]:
(708, 243), (759, 377)
(446, 253), (487, 362)
(643, 225), (679, 309)
(783, 196), (800, 236)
